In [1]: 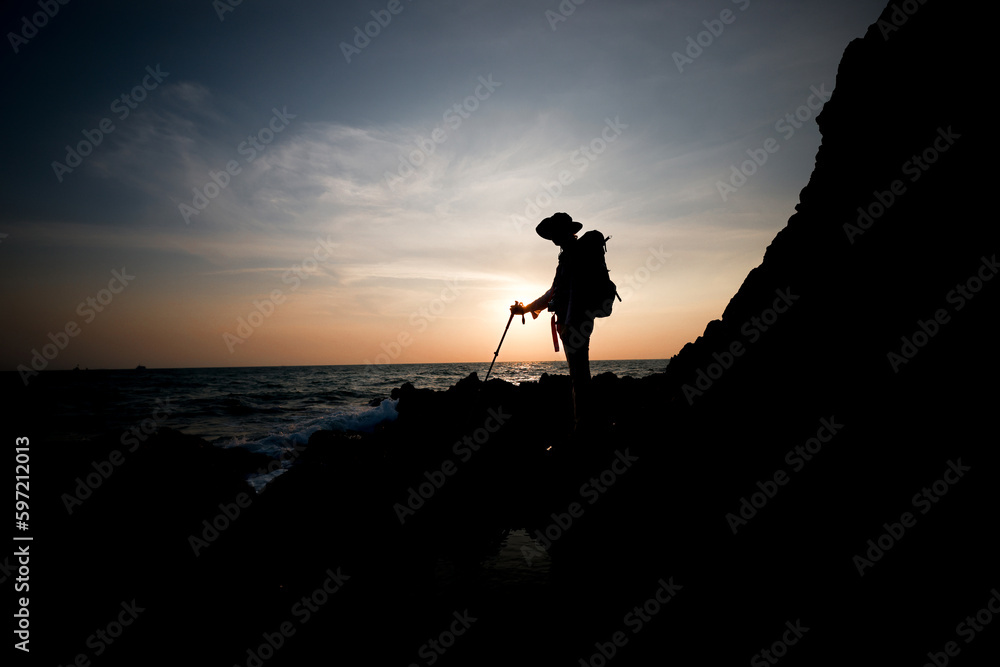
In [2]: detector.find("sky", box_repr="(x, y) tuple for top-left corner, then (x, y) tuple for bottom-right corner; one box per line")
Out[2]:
(0, 0), (888, 371)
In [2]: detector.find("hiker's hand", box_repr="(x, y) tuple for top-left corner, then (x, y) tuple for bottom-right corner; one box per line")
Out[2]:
(510, 302), (526, 316)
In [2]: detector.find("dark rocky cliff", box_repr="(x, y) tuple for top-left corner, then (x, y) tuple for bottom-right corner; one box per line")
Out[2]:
(614, 0), (997, 661)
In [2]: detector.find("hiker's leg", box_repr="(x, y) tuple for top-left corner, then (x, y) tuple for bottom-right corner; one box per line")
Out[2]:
(561, 318), (593, 431)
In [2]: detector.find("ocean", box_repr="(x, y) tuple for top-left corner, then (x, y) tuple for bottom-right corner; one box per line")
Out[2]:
(17, 359), (668, 455)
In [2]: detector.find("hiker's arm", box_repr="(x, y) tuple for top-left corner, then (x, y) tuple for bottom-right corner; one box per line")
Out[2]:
(511, 289), (553, 319)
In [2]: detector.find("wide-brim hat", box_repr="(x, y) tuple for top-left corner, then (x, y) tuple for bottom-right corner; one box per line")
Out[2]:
(535, 212), (582, 240)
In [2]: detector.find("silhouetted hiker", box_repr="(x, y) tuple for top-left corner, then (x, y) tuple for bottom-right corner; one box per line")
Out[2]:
(511, 212), (618, 433)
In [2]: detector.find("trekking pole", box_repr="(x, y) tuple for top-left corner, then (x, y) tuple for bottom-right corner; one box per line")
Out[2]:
(484, 302), (524, 383)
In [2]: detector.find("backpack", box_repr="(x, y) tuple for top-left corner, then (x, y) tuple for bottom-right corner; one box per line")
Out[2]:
(574, 230), (620, 318)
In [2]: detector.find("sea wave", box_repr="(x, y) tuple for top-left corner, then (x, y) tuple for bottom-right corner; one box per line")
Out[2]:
(230, 398), (400, 491)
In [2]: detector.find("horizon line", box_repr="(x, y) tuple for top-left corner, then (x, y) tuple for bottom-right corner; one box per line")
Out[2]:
(6, 358), (673, 373)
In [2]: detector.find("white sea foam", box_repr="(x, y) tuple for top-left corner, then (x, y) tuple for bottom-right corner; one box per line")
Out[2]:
(240, 398), (399, 492)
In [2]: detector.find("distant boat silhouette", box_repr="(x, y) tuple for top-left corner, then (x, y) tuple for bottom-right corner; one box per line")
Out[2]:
(135, 365), (147, 371)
